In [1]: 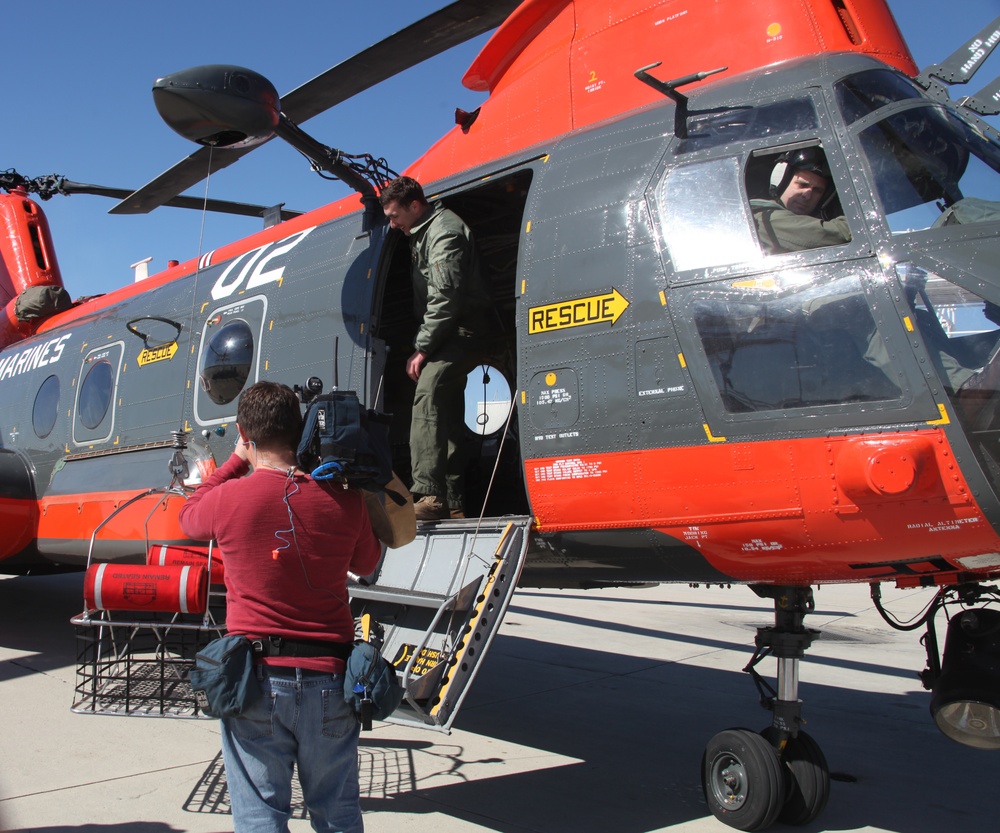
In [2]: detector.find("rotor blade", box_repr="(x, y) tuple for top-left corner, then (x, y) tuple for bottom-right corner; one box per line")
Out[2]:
(916, 16), (1000, 89)
(59, 179), (302, 220)
(107, 146), (250, 216)
(961, 73), (1000, 116)
(278, 0), (520, 125)
(110, 0), (520, 216)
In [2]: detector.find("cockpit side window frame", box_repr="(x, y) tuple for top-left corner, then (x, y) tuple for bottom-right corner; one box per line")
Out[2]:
(649, 90), (871, 287)
(848, 98), (1000, 234)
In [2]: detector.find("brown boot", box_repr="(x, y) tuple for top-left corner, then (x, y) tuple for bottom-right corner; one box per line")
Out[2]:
(414, 495), (448, 522)
(449, 507), (466, 519)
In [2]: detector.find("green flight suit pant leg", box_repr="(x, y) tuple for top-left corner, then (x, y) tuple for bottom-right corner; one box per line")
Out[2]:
(410, 356), (469, 509)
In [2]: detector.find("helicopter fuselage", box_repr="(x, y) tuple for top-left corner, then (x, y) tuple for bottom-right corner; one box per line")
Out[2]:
(4, 50), (1000, 596)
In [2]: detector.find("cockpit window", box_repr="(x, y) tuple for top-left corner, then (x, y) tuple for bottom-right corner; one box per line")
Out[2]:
(899, 263), (1000, 495)
(856, 103), (1000, 232)
(746, 145), (852, 255)
(657, 157), (761, 272)
(690, 272), (901, 412)
(896, 262), (1000, 405)
(835, 70), (924, 125)
(682, 99), (818, 154)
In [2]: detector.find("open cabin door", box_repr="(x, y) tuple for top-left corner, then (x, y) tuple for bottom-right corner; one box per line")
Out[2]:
(371, 169), (532, 523)
(362, 169), (535, 730)
(349, 515), (531, 732)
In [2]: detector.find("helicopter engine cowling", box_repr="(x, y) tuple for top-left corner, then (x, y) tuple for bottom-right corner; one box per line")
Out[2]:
(0, 189), (68, 348)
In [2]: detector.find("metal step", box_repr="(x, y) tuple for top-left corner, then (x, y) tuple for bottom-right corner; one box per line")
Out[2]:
(349, 515), (532, 732)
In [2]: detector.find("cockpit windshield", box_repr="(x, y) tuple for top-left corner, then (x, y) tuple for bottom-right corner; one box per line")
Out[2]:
(835, 69), (924, 125)
(854, 103), (1000, 232)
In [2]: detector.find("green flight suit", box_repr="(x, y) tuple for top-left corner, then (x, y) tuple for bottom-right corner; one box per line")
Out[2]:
(407, 202), (490, 507)
(751, 199), (852, 254)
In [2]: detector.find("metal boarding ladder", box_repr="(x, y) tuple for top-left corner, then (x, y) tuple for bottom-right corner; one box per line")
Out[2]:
(349, 516), (532, 732)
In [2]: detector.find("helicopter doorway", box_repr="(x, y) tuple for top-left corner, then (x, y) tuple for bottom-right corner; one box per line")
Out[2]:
(372, 169), (531, 520)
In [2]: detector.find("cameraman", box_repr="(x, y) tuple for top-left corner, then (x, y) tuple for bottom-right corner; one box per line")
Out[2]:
(179, 380), (380, 833)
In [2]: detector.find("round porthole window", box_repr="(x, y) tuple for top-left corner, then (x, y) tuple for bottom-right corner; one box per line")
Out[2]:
(199, 320), (254, 405)
(79, 360), (113, 429)
(464, 364), (513, 436)
(32, 374), (60, 438)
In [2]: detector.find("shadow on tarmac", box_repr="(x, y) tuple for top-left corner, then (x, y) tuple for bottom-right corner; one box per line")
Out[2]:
(0, 572), (84, 675)
(1, 574), (994, 833)
(5, 826), (192, 833)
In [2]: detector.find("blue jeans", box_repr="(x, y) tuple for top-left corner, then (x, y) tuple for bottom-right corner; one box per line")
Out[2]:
(221, 667), (362, 833)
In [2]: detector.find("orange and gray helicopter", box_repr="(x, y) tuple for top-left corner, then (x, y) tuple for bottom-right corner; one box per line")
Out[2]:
(4, 0), (1000, 828)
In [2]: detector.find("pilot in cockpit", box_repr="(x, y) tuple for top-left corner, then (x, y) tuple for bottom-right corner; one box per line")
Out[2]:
(751, 147), (853, 254)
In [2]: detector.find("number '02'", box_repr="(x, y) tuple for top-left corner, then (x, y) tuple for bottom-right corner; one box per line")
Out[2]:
(210, 228), (315, 300)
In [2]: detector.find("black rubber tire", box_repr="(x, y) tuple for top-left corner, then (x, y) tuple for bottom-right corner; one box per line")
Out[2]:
(761, 728), (830, 825)
(702, 728), (785, 831)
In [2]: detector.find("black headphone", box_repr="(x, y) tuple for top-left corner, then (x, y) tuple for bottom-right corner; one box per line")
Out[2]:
(769, 147), (832, 199)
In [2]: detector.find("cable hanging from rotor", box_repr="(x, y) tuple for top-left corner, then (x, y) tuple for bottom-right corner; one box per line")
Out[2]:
(303, 150), (399, 193)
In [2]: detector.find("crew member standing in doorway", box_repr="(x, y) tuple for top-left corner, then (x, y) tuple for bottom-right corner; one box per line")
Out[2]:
(380, 176), (491, 522)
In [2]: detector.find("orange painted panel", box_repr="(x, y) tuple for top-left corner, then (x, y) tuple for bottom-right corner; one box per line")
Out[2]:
(0, 497), (36, 559)
(525, 431), (1000, 583)
(37, 490), (187, 553)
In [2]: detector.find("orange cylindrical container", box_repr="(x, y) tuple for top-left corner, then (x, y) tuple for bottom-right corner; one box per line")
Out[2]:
(84, 563), (208, 613)
(146, 544), (225, 584)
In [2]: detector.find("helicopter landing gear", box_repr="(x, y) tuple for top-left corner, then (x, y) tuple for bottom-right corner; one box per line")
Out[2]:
(702, 586), (830, 831)
(702, 728), (784, 831)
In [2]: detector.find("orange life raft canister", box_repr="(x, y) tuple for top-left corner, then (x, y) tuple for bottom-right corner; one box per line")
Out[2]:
(84, 563), (209, 614)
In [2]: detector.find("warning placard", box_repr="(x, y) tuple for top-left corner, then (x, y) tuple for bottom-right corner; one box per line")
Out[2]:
(391, 645), (442, 676)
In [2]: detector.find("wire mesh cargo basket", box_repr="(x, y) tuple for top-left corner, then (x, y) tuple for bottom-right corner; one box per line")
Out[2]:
(69, 478), (228, 717)
(72, 609), (224, 718)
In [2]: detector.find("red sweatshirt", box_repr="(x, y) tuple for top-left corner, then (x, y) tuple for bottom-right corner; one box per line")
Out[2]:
(178, 454), (381, 672)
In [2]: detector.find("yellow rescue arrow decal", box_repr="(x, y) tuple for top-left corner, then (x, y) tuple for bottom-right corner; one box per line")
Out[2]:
(137, 342), (178, 366)
(529, 287), (630, 334)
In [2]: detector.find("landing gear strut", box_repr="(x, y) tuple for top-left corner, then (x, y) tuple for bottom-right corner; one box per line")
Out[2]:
(702, 586), (831, 831)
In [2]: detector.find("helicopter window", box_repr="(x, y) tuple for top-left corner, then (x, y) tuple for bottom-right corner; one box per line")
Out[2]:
(746, 145), (851, 255)
(657, 157), (760, 271)
(32, 374), (59, 438)
(464, 363), (512, 437)
(895, 263), (1000, 428)
(835, 70), (923, 125)
(691, 273), (901, 412)
(198, 319), (254, 406)
(78, 360), (114, 429)
(683, 99), (818, 153)
(857, 104), (1000, 232)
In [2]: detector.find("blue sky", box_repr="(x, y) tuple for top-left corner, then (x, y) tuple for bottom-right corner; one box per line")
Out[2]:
(5, 0), (1000, 299)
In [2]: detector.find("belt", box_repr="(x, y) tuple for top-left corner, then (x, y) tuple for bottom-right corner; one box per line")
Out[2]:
(249, 636), (353, 660)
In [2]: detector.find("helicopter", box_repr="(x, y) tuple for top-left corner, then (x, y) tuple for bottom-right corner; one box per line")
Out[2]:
(5, 0), (1000, 829)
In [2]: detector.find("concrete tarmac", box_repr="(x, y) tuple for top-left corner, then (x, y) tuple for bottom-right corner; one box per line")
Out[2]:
(0, 570), (995, 833)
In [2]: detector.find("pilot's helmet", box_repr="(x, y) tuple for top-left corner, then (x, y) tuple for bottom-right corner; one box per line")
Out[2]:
(769, 147), (832, 199)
